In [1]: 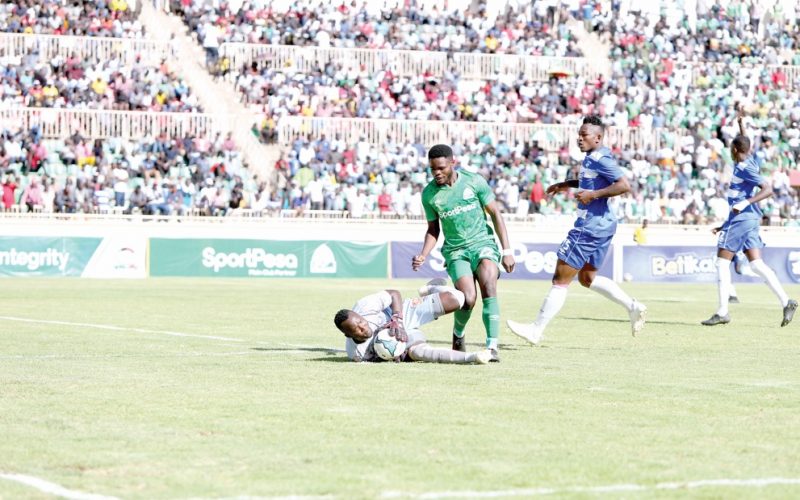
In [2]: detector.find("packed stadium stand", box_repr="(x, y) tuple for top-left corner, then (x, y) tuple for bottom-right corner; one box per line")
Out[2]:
(0, 0), (797, 225)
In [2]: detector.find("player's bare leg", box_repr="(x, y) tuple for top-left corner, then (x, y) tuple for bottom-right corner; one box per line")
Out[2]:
(476, 259), (501, 361)
(581, 264), (647, 336)
(452, 273), (477, 352)
(507, 259), (577, 345)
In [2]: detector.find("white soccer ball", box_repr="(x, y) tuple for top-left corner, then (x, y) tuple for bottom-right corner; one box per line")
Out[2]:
(372, 328), (406, 361)
(623, 272), (633, 282)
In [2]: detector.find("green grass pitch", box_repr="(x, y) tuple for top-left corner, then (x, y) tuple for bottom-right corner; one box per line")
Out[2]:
(2, 278), (800, 499)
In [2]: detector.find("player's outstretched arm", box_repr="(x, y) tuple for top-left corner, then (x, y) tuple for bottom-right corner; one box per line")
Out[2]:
(546, 179), (579, 196)
(412, 219), (440, 271)
(483, 200), (515, 273)
(737, 108), (746, 137)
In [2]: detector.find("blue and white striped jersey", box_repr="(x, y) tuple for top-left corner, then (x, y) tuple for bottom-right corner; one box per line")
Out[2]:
(727, 155), (763, 222)
(574, 146), (624, 236)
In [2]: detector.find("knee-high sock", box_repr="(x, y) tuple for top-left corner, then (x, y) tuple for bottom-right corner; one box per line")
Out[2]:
(453, 308), (472, 337)
(589, 276), (634, 311)
(729, 283), (738, 299)
(716, 258), (732, 316)
(482, 297), (499, 349)
(534, 285), (568, 330)
(408, 343), (480, 364)
(750, 259), (790, 307)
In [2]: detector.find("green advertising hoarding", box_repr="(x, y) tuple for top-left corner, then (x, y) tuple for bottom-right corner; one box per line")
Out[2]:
(150, 239), (388, 278)
(0, 236), (102, 276)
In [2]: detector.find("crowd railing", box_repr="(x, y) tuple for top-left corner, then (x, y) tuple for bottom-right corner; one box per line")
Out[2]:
(0, 108), (230, 139)
(219, 43), (594, 81)
(0, 33), (174, 65)
(276, 116), (666, 152)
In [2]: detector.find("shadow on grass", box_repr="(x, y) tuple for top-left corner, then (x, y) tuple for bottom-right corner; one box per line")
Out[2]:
(250, 347), (341, 354)
(251, 346), (351, 363)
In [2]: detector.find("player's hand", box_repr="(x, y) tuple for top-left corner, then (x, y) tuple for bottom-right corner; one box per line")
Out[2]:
(575, 190), (597, 205)
(711, 226), (721, 235)
(387, 315), (408, 343)
(501, 254), (515, 273)
(411, 254), (426, 271)
(546, 182), (568, 196)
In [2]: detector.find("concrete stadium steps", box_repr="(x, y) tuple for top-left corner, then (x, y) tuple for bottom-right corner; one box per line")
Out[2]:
(138, 1), (279, 186)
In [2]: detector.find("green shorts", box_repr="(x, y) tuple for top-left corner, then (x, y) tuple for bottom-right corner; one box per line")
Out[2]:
(443, 242), (500, 283)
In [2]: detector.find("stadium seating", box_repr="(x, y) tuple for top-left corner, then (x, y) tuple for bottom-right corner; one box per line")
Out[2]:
(170, 0), (584, 56)
(0, 0), (797, 224)
(0, 50), (200, 111)
(0, 0), (145, 38)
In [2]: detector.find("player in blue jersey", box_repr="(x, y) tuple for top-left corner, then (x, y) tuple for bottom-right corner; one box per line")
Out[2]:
(701, 113), (797, 327)
(506, 115), (647, 345)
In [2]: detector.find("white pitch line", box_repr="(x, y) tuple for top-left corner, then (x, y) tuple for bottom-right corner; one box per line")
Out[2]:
(382, 477), (800, 498)
(0, 315), (244, 342)
(0, 472), (119, 500)
(0, 315), (346, 354)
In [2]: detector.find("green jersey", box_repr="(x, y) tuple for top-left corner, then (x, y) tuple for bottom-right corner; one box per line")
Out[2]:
(422, 170), (496, 254)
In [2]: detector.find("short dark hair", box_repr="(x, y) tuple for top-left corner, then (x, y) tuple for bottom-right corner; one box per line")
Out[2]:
(333, 309), (351, 331)
(428, 144), (453, 160)
(732, 134), (750, 153)
(582, 115), (605, 130)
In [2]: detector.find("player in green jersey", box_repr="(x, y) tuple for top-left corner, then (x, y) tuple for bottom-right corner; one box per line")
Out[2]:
(412, 144), (515, 362)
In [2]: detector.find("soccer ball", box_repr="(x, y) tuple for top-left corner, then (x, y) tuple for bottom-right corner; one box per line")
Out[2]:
(623, 272), (633, 282)
(373, 328), (406, 361)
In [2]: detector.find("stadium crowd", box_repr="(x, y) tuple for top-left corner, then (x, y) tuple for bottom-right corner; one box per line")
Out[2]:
(171, 0), (583, 56)
(0, 0), (145, 38)
(0, 126), (261, 216)
(0, 0), (797, 225)
(265, 133), (799, 224)
(0, 50), (201, 112)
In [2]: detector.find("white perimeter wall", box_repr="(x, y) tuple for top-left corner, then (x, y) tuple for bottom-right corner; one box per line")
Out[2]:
(1, 217), (798, 248)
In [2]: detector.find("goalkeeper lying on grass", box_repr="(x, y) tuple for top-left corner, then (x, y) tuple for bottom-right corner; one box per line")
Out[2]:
(333, 279), (491, 364)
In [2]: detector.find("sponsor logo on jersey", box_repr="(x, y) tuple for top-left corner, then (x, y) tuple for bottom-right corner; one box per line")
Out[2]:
(787, 251), (800, 283)
(462, 187), (475, 200)
(439, 201), (479, 219)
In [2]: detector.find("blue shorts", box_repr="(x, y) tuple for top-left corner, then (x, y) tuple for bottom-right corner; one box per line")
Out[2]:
(557, 227), (613, 270)
(717, 218), (764, 253)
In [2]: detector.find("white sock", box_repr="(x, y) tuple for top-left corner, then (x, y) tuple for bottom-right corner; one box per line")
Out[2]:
(534, 285), (568, 329)
(749, 259), (790, 307)
(589, 276), (634, 311)
(716, 258), (731, 316)
(729, 283), (738, 298)
(427, 284), (455, 296)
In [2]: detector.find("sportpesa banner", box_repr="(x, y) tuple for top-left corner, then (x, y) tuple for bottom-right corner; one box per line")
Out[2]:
(0, 236), (146, 278)
(390, 241), (614, 280)
(622, 245), (800, 283)
(149, 239), (388, 278)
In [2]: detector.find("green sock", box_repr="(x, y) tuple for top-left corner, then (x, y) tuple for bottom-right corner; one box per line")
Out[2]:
(482, 297), (499, 349)
(453, 308), (472, 337)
